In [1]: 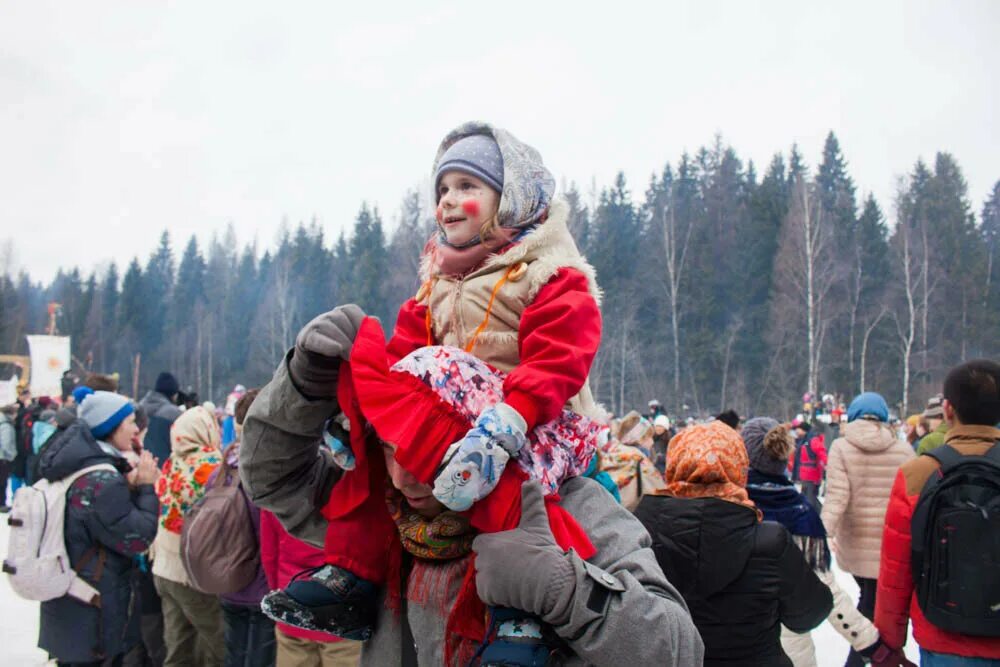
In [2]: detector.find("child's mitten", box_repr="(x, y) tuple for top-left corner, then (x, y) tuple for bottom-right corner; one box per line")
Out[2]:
(432, 403), (527, 511)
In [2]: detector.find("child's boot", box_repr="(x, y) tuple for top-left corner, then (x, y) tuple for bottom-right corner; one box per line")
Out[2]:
(260, 564), (377, 640)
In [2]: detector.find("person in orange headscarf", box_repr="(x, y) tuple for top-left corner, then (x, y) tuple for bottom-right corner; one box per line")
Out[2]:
(634, 420), (833, 667)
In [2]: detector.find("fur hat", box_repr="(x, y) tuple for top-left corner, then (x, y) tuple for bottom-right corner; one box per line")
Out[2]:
(848, 392), (890, 423)
(83, 372), (119, 393)
(80, 390), (134, 440)
(741, 417), (792, 477)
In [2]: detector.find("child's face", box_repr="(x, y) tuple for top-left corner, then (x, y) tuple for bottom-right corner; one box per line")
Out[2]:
(436, 171), (500, 246)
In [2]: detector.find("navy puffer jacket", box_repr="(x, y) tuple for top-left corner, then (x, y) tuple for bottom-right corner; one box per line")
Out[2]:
(36, 421), (159, 663)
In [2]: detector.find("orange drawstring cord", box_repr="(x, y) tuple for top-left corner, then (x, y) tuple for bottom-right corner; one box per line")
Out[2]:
(464, 265), (518, 354)
(420, 263), (523, 353)
(419, 278), (437, 346)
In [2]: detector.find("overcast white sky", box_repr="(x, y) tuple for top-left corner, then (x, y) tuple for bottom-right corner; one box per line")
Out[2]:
(2, 1), (997, 282)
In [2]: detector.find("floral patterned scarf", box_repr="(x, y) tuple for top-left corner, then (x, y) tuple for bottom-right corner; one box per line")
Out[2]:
(385, 487), (474, 561)
(658, 420), (761, 519)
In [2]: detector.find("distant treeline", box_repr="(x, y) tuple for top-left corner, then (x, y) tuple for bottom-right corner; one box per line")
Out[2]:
(2, 132), (997, 418)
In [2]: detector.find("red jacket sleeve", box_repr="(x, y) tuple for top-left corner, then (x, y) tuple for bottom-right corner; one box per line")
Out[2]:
(503, 268), (601, 430)
(875, 470), (915, 650)
(260, 510), (281, 590)
(387, 298), (429, 365)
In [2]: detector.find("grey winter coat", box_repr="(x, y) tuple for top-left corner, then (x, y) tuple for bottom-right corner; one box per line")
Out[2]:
(37, 421), (159, 662)
(242, 353), (704, 666)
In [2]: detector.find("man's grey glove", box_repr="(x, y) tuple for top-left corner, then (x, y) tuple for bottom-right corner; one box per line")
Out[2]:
(288, 304), (366, 400)
(472, 482), (576, 620)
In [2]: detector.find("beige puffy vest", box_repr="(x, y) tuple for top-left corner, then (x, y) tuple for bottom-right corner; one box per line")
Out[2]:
(417, 199), (605, 422)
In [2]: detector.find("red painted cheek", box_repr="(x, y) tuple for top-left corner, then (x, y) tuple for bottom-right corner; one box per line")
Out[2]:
(461, 199), (480, 217)
(435, 204), (444, 224)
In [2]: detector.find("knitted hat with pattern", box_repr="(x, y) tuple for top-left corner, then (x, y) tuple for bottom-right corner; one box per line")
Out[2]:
(741, 417), (787, 477)
(434, 134), (504, 198)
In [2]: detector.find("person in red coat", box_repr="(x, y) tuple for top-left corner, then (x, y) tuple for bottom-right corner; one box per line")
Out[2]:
(798, 431), (828, 511)
(791, 422), (828, 511)
(875, 359), (1000, 665)
(260, 509), (362, 667)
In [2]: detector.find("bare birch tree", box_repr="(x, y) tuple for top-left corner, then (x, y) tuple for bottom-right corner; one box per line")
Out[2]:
(771, 176), (839, 398)
(658, 188), (695, 413)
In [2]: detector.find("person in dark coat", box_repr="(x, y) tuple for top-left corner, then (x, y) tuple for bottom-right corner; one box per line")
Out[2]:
(138, 372), (182, 465)
(37, 391), (160, 666)
(635, 420), (833, 667)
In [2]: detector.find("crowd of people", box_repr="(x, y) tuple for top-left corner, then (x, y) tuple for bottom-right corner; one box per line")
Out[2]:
(3, 122), (998, 667)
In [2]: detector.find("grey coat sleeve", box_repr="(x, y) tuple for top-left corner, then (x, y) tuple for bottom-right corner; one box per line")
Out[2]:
(240, 351), (342, 548)
(547, 477), (704, 666)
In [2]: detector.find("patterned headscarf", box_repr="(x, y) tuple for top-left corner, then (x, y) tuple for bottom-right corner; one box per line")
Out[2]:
(170, 406), (221, 456)
(660, 420), (759, 517)
(433, 121), (555, 234)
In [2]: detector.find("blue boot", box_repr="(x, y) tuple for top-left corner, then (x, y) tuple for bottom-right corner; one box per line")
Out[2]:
(478, 607), (552, 666)
(260, 565), (377, 641)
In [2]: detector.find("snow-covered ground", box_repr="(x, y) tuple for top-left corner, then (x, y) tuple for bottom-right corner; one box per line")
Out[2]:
(0, 501), (919, 666)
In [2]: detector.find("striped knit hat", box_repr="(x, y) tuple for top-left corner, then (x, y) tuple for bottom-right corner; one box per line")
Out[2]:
(80, 390), (135, 440)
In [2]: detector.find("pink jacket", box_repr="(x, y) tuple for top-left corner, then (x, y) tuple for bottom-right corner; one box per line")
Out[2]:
(260, 509), (347, 643)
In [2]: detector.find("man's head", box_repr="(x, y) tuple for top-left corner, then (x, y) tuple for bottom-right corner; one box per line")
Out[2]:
(18, 388), (31, 406)
(942, 359), (1000, 427)
(381, 440), (446, 518)
(154, 372), (180, 402)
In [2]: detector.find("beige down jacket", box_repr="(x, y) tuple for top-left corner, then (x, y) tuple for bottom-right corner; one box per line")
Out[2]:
(820, 420), (915, 579)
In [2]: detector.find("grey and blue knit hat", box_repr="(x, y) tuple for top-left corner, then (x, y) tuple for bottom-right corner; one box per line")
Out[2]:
(80, 390), (135, 440)
(434, 134), (504, 197)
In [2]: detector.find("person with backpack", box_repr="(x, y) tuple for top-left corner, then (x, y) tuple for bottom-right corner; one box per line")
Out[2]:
(875, 359), (1000, 665)
(197, 388), (275, 667)
(822, 393), (915, 667)
(31, 390), (160, 666)
(797, 426), (828, 512)
(151, 406), (224, 667)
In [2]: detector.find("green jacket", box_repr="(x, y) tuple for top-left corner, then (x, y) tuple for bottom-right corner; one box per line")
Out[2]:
(916, 421), (949, 455)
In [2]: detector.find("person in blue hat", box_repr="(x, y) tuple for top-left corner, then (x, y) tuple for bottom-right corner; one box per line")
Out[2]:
(821, 392), (915, 667)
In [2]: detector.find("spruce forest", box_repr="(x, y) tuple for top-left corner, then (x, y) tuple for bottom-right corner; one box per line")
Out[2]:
(3, 132), (998, 419)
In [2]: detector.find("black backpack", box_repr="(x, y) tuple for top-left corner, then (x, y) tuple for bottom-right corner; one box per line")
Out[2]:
(911, 442), (1000, 637)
